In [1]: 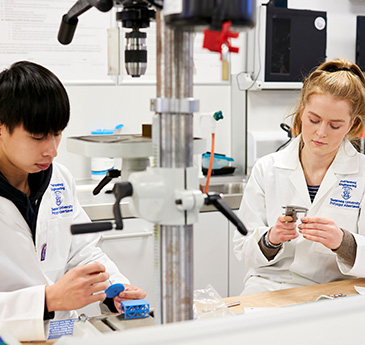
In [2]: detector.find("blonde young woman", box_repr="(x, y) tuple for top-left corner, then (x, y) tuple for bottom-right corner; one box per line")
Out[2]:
(233, 58), (365, 294)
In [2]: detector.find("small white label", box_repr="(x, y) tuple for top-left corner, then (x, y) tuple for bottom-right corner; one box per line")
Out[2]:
(163, 0), (183, 16)
(314, 17), (326, 31)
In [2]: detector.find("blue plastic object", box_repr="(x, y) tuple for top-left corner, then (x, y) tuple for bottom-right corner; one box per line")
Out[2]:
(91, 124), (124, 135)
(121, 299), (150, 319)
(105, 283), (125, 298)
(202, 152), (234, 170)
(91, 128), (114, 135)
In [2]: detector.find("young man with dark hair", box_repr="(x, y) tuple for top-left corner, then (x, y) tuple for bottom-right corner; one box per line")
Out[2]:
(0, 61), (146, 340)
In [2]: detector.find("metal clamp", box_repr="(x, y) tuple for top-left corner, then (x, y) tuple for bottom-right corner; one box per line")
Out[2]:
(282, 205), (308, 222)
(151, 97), (199, 114)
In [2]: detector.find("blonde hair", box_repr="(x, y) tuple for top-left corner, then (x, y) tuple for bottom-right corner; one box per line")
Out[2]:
(290, 58), (365, 141)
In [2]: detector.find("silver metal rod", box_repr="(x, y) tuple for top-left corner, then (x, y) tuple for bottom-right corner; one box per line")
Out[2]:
(160, 225), (194, 323)
(155, 10), (195, 324)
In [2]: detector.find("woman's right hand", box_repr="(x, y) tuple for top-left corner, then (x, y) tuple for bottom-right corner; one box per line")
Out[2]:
(268, 215), (298, 245)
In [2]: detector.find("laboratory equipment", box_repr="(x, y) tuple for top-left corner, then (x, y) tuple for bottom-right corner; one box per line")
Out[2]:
(356, 16), (365, 71)
(282, 205), (308, 223)
(59, 0), (255, 327)
(58, 0), (158, 78)
(245, 2), (326, 85)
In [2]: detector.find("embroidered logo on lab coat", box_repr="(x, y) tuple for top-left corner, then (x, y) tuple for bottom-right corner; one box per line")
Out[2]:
(329, 180), (360, 209)
(54, 190), (63, 206)
(50, 183), (74, 215)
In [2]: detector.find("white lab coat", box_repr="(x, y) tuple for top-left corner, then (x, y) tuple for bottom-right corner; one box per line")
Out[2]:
(0, 162), (129, 341)
(233, 136), (365, 294)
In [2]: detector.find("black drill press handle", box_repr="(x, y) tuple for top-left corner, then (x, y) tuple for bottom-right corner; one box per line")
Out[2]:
(71, 182), (133, 235)
(93, 169), (121, 195)
(205, 193), (247, 236)
(58, 0), (113, 44)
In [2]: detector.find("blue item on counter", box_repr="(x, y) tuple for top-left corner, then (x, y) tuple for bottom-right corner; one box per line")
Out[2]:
(91, 129), (114, 135)
(202, 152), (234, 170)
(121, 299), (150, 319)
(91, 124), (124, 135)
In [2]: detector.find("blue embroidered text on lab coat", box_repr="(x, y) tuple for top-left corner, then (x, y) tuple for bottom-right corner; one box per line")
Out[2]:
(51, 205), (74, 215)
(328, 180), (360, 209)
(329, 199), (360, 209)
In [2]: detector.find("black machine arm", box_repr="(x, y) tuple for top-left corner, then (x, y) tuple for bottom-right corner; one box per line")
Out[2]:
(71, 182), (133, 234)
(92, 169), (121, 196)
(204, 193), (247, 236)
(72, 184), (247, 237)
(58, 0), (113, 45)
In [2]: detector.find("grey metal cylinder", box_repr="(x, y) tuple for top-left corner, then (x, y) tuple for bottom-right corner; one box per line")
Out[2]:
(154, 10), (195, 324)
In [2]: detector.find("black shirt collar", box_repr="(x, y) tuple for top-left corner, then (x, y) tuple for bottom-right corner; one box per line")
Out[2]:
(0, 165), (53, 241)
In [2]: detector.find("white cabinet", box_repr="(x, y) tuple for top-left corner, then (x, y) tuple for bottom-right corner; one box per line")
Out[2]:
(228, 217), (249, 297)
(98, 218), (157, 307)
(193, 211), (229, 298)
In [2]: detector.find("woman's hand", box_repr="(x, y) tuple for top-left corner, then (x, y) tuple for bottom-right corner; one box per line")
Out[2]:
(269, 215), (298, 245)
(298, 216), (344, 250)
(113, 284), (147, 313)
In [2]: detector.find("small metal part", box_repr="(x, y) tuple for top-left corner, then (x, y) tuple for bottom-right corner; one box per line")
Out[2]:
(78, 313), (88, 322)
(226, 301), (241, 308)
(329, 293), (347, 298)
(282, 205), (308, 222)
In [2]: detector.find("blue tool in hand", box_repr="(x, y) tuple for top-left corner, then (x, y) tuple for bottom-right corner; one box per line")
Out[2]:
(105, 283), (125, 298)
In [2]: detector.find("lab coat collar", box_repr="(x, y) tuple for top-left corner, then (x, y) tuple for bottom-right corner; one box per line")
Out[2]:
(273, 135), (359, 175)
(273, 135), (359, 208)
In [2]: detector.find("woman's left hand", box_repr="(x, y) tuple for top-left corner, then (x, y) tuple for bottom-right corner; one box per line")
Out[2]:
(113, 284), (147, 313)
(298, 216), (344, 250)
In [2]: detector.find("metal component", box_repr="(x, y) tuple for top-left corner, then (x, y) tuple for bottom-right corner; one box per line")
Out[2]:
(160, 225), (194, 322)
(78, 313), (88, 322)
(174, 190), (205, 212)
(155, 10), (196, 324)
(226, 301), (241, 308)
(116, 1), (155, 77)
(125, 29), (147, 77)
(151, 98), (199, 114)
(329, 293), (347, 298)
(100, 317), (119, 331)
(282, 205), (308, 222)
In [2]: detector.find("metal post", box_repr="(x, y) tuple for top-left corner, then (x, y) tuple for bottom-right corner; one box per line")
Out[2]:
(154, 10), (195, 323)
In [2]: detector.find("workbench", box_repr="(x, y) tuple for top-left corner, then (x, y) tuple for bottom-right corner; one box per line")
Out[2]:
(22, 278), (365, 345)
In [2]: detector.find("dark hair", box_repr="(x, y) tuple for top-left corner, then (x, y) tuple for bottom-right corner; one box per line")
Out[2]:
(0, 61), (69, 135)
(290, 58), (365, 141)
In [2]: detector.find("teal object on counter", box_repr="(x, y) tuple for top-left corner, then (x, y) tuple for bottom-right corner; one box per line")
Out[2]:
(202, 152), (234, 170)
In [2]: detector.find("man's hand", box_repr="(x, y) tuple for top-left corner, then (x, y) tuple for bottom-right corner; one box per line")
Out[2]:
(45, 262), (109, 312)
(112, 284), (147, 313)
